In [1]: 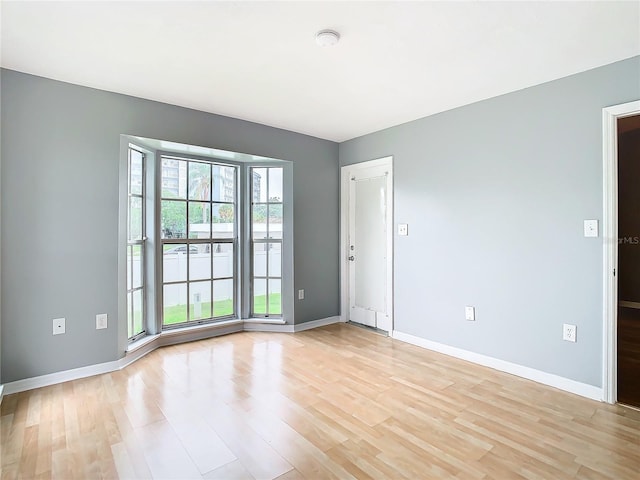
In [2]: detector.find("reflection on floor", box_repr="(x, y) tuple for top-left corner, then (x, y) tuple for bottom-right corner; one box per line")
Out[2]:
(618, 306), (640, 408)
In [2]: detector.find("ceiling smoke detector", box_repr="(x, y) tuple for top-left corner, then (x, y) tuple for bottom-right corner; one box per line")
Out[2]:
(316, 29), (340, 47)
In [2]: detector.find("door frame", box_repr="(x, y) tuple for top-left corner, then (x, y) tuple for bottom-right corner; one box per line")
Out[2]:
(340, 157), (394, 330)
(603, 100), (640, 404)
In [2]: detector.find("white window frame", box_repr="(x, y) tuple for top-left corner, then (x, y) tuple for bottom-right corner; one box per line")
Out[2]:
(127, 146), (146, 341)
(118, 136), (294, 354)
(250, 166), (284, 318)
(158, 154), (239, 329)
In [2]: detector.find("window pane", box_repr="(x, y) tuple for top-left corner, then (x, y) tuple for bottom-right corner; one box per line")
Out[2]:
(127, 246), (132, 290)
(252, 168), (267, 202)
(268, 204), (283, 239)
(189, 202), (211, 239)
(213, 279), (234, 317)
(188, 162), (211, 201)
(132, 245), (143, 288)
(189, 281), (212, 321)
(212, 165), (235, 202)
(252, 204), (267, 239)
(164, 283), (187, 325)
(268, 168), (283, 202)
(133, 289), (143, 335)
(127, 292), (132, 335)
(212, 204), (234, 239)
(129, 197), (143, 241)
(253, 243), (266, 277)
(268, 279), (282, 315)
(268, 243), (282, 278)
(130, 150), (143, 195)
(213, 243), (234, 278)
(161, 200), (186, 239)
(253, 278), (267, 315)
(163, 244), (188, 282)
(127, 147), (146, 341)
(189, 247), (211, 281)
(161, 158), (187, 199)
(157, 159), (239, 331)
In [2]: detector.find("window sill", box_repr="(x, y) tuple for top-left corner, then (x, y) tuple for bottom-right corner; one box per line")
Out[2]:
(126, 319), (244, 354)
(125, 318), (281, 355)
(126, 334), (159, 354)
(161, 319), (244, 338)
(243, 317), (286, 325)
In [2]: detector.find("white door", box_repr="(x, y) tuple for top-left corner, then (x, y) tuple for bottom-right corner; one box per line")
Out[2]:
(345, 159), (393, 332)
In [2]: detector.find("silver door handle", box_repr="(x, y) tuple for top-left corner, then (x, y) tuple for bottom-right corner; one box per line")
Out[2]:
(348, 256), (355, 261)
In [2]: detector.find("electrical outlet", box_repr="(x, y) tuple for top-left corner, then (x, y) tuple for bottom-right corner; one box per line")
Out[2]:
(563, 324), (577, 342)
(398, 224), (408, 236)
(53, 317), (66, 335)
(96, 313), (108, 330)
(298, 289), (304, 300)
(465, 306), (475, 321)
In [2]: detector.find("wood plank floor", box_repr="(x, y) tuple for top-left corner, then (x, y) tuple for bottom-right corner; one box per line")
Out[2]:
(2, 323), (640, 479)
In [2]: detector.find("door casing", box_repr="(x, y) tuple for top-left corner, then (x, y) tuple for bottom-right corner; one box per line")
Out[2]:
(603, 100), (640, 404)
(340, 157), (393, 331)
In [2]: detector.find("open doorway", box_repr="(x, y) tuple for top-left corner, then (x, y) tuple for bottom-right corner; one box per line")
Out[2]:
(617, 114), (640, 408)
(603, 100), (640, 406)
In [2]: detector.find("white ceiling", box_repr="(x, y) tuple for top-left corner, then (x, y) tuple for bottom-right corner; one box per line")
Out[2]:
(2, 1), (639, 142)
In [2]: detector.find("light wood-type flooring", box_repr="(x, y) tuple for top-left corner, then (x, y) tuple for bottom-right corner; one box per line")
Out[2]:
(2, 323), (640, 479)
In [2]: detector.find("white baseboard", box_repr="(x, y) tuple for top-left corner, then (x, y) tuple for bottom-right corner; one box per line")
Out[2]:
(243, 316), (341, 333)
(159, 321), (243, 347)
(243, 323), (295, 332)
(1, 317), (339, 395)
(243, 318), (286, 325)
(3, 322), (244, 395)
(294, 316), (342, 332)
(121, 334), (162, 369)
(391, 330), (603, 401)
(3, 359), (121, 395)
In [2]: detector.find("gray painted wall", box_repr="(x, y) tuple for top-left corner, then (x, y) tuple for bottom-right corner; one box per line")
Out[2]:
(1, 69), (339, 383)
(340, 56), (640, 387)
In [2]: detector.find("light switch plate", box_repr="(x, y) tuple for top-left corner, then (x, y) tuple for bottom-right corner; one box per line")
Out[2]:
(398, 224), (408, 236)
(96, 313), (108, 330)
(298, 289), (304, 300)
(584, 219), (598, 238)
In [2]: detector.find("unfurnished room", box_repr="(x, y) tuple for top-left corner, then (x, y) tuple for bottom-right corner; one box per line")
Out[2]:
(1, 1), (640, 479)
